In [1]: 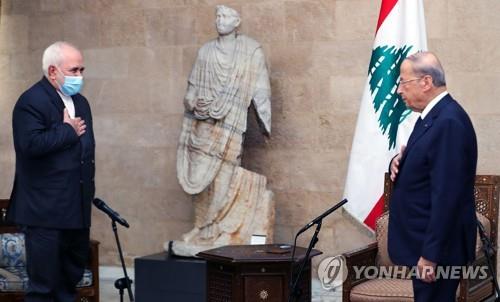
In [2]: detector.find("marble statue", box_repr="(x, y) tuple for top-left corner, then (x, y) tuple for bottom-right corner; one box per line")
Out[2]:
(166, 5), (275, 257)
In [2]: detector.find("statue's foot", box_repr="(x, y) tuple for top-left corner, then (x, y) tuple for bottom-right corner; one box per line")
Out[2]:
(181, 227), (201, 242)
(165, 240), (221, 257)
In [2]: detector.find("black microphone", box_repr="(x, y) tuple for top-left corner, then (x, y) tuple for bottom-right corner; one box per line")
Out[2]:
(296, 199), (348, 236)
(93, 198), (130, 228)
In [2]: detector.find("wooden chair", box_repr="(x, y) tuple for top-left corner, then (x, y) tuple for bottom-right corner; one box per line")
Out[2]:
(0, 199), (100, 302)
(342, 174), (499, 302)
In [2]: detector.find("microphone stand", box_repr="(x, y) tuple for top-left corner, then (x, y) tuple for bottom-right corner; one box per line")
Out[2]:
(287, 199), (347, 302)
(288, 221), (322, 302)
(477, 220), (500, 301)
(111, 220), (135, 302)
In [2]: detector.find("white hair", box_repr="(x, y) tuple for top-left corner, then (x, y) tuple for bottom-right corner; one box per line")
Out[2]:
(405, 51), (446, 87)
(215, 5), (240, 19)
(41, 41), (78, 77)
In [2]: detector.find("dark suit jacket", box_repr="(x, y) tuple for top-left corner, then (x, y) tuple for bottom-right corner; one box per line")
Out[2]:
(7, 77), (95, 229)
(388, 94), (477, 266)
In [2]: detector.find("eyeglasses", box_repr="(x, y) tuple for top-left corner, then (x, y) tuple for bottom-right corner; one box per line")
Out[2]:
(398, 77), (423, 86)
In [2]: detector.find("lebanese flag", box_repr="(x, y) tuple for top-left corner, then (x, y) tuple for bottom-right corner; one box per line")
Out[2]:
(343, 0), (428, 230)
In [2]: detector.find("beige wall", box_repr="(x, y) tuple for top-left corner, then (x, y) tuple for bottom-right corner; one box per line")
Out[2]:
(1, 0), (499, 268)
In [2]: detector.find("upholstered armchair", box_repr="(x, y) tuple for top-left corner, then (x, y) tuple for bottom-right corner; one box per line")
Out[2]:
(342, 174), (499, 302)
(0, 199), (100, 302)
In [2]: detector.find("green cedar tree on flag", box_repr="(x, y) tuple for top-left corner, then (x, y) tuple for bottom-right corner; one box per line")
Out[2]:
(343, 0), (428, 229)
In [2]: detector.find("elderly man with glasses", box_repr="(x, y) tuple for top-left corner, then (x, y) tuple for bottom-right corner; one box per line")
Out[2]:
(388, 51), (478, 302)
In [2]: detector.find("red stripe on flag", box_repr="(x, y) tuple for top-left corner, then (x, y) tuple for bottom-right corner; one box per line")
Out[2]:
(363, 194), (385, 230)
(376, 0), (399, 33)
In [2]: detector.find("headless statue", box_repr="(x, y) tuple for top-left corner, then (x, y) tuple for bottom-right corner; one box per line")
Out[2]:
(166, 5), (275, 257)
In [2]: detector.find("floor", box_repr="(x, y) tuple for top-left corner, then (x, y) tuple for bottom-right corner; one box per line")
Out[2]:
(100, 278), (128, 302)
(101, 280), (500, 302)
(311, 279), (342, 302)
(99, 267), (342, 302)
(99, 266), (135, 302)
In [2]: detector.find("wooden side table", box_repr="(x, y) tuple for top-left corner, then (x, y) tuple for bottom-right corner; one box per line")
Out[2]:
(197, 244), (322, 302)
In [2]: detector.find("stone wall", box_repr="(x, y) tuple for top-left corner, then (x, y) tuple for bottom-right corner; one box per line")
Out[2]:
(1, 0), (499, 268)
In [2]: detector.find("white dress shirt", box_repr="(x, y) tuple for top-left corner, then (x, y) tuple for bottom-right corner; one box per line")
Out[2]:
(57, 91), (75, 119)
(420, 91), (448, 119)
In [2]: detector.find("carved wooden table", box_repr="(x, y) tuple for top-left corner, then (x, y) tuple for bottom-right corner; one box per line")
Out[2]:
(197, 244), (322, 302)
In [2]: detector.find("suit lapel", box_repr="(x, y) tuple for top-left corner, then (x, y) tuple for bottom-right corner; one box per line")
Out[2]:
(71, 94), (92, 156)
(39, 77), (66, 114)
(73, 95), (83, 118)
(400, 95), (453, 164)
(405, 117), (432, 151)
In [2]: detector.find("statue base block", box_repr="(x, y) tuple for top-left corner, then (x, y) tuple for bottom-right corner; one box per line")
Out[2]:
(135, 252), (206, 302)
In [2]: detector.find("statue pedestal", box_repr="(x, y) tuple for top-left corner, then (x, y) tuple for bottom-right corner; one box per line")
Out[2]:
(197, 244), (322, 302)
(135, 252), (206, 302)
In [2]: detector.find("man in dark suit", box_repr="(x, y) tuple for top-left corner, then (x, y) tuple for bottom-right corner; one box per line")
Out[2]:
(7, 41), (95, 302)
(388, 51), (477, 301)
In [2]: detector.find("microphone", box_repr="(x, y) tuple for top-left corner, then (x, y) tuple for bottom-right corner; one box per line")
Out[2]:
(296, 199), (348, 236)
(93, 198), (130, 228)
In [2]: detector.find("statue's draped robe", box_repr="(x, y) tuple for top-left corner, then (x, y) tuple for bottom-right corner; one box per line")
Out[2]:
(174, 34), (273, 253)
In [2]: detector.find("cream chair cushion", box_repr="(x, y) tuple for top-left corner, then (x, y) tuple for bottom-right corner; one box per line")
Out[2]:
(350, 279), (414, 302)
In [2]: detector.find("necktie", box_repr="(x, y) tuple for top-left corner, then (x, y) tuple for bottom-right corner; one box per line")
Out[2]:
(414, 117), (423, 130)
(406, 117), (423, 147)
